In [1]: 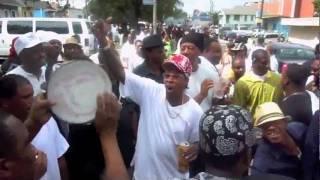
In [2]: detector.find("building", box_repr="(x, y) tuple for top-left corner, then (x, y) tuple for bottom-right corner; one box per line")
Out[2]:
(281, 17), (319, 48)
(264, 0), (315, 18)
(192, 11), (211, 27)
(219, 5), (257, 28)
(32, 1), (58, 17)
(260, 0), (319, 47)
(0, 0), (24, 17)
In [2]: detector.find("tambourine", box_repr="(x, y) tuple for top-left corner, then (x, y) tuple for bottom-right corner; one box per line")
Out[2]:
(47, 61), (112, 124)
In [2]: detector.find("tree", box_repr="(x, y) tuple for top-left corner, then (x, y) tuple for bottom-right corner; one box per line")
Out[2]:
(88, 0), (185, 26)
(314, 0), (320, 16)
(209, 12), (220, 25)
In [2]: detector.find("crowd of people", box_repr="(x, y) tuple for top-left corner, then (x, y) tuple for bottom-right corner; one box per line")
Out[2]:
(0, 18), (319, 180)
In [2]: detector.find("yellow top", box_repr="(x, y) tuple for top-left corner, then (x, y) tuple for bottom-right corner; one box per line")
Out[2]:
(233, 71), (283, 123)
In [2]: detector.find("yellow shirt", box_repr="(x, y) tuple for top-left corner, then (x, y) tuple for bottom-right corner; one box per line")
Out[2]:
(233, 71), (283, 124)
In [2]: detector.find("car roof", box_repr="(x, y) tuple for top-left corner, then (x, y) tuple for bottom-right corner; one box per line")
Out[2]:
(0, 17), (89, 22)
(270, 42), (313, 50)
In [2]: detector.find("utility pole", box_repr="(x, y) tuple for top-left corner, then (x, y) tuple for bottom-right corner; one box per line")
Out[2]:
(152, 0), (157, 34)
(85, 0), (88, 18)
(209, 0), (214, 14)
(259, 0), (265, 32)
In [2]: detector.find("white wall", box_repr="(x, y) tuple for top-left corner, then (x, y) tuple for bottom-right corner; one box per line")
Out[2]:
(219, 13), (256, 27)
(288, 26), (319, 48)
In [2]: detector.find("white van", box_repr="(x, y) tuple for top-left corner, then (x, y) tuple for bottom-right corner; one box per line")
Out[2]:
(0, 17), (95, 59)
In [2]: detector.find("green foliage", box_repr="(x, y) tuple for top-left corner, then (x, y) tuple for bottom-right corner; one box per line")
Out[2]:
(314, 0), (320, 14)
(209, 12), (220, 25)
(88, 0), (186, 25)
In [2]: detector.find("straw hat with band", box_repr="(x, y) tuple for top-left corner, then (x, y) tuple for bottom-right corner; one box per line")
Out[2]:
(63, 36), (81, 47)
(254, 102), (291, 127)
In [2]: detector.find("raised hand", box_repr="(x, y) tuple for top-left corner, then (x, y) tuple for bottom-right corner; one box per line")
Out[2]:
(92, 20), (109, 48)
(200, 79), (214, 98)
(95, 92), (121, 136)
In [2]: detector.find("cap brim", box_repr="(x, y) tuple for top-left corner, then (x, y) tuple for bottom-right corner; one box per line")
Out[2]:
(63, 43), (81, 47)
(256, 115), (291, 127)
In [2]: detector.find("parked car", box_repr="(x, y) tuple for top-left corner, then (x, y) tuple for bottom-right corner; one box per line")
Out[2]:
(223, 31), (248, 43)
(256, 32), (281, 43)
(270, 42), (315, 71)
(223, 31), (236, 41)
(219, 26), (232, 39)
(0, 17), (95, 61)
(234, 31), (249, 43)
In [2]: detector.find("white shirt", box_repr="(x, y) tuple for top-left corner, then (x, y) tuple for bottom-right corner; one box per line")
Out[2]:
(6, 66), (46, 96)
(269, 54), (279, 73)
(32, 118), (69, 180)
(120, 72), (203, 180)
(187, 57), (220, 111)
(120, 42), (136, 69)
(89, 52), (100, 64)
(128, 54), (144, 71)
(306, 90), (319, 114)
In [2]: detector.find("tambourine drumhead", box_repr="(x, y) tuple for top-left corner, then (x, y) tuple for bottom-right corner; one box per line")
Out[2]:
(47, 61), (112, 124)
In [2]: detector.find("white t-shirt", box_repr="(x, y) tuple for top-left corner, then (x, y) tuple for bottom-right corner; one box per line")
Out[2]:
(270, 54), (279, 73)
(89, 52), (100, 64)
(120, 72), (203, 180)
(187, 57), (220, 111)
(306, 90), (319, 114)
(32, 118), (69, 180)
(6, 66), (46, 96)
(128, 54), (144, 71)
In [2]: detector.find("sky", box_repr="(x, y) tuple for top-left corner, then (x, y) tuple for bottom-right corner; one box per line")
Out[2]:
(181, 0), (248, 14)
(61, 0), (248, 14)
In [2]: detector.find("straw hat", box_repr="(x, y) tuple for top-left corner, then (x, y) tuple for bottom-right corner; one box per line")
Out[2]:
(64, 36), (81, 47)
(254, 102), (290, 127)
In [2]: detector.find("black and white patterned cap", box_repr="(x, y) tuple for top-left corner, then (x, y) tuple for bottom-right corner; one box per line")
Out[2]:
(199, 105), (256, 157)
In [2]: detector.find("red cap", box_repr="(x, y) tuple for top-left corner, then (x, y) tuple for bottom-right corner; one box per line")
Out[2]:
(162, 54), (192, 76)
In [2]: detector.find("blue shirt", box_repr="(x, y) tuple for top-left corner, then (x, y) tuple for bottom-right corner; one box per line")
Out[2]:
(252, 139), (302, 179)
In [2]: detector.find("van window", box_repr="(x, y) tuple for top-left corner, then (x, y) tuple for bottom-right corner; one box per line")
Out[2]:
(86, 22), (92, 34)
(265, 34), (279, 39)
(36, 21), (69, 34)
(72, 22), (83, 34)
(7, 21), (32, 34)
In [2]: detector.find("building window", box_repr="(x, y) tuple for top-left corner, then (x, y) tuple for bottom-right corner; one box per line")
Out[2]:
(11, 11), (16, 17)
(226, 15), (230, 23)
(244, 15), (247, 21)
(4, 10), (9, 17)
(251, 15), (255, 21)
(234, 15), (240, 21)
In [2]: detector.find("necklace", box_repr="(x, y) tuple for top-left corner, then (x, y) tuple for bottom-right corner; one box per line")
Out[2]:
(165, 95), (185, 119)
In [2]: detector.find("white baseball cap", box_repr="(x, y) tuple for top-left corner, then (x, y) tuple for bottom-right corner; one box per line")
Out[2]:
(14, 32), (42, 55)
(36, 30), (62, 43)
